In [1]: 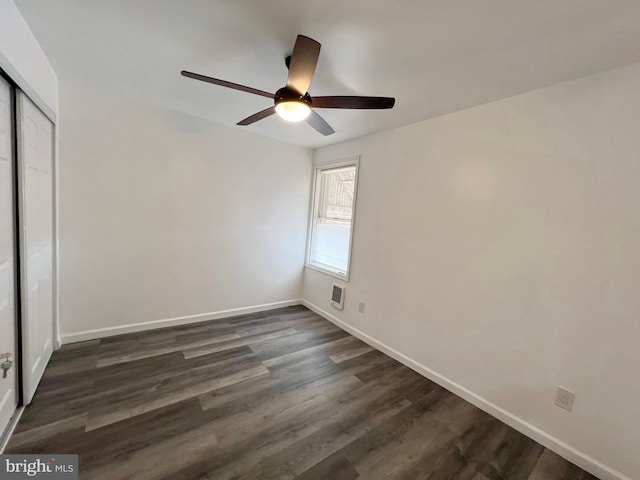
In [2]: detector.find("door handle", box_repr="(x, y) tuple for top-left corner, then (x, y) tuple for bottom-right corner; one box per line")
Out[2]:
(1, 353), (13, 379)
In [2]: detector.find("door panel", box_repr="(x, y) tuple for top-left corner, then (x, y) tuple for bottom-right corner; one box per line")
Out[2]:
(18, 92), (53, 404)
(0, 77), (18, 434)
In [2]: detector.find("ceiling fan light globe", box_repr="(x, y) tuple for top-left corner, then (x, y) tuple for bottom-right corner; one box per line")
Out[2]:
(275, 101), (311, 122)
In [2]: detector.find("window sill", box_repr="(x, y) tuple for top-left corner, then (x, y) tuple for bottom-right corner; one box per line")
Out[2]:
(304, 262), (350, 282)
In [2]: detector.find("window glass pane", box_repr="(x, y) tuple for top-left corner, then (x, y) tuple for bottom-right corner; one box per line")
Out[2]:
(309, 165), (356, 275)
(318, 166), (355, 220)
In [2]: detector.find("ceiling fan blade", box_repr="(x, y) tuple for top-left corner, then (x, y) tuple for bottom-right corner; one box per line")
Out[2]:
(312, 96), (395, 109)
(305, 110), (335, 136)
(237, 106), (276, 126)
(181, 71), (274, 99)
(286, 35), (321, 96)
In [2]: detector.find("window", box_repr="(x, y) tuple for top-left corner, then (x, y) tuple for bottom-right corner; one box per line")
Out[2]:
(306, 158), (359, 280)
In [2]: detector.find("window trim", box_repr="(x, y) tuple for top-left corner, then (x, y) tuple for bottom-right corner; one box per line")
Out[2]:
(305, 156), (360, 281)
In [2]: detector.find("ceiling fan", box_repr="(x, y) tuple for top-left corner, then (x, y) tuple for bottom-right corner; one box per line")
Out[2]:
(181, 35), (395, 136)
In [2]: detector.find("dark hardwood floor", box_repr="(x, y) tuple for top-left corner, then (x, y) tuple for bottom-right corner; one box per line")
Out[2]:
(6, 306), (597, 479)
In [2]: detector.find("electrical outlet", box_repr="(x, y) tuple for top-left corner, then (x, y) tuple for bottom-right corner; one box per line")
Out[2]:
(358, 302), (365, 313)
(555, 386), (575, 412)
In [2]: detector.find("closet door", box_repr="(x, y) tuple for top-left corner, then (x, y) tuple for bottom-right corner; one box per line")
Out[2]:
(0, 77), (18, 433)
(18, 92), (54, 404)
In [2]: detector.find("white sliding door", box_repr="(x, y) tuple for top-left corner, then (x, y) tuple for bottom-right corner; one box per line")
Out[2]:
(17, 92), (54, 404)
(0, 78), (18, 433)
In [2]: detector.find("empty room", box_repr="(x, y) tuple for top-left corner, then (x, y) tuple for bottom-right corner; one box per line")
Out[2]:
(1, 1), (639, 479)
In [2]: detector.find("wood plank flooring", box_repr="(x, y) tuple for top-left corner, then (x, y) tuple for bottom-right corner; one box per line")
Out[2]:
(6, 306), (598, 480)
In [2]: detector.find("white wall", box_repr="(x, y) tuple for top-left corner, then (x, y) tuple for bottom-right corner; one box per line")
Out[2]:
(0, 0), (57, 118)
(58, 82), (312, 341)
(303, 62), (640, 480)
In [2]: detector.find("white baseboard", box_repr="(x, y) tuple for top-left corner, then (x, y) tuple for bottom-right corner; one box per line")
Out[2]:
(0, 406), (24, 453)
(61, 299), (302, 344)
(302, 300), (631, 480)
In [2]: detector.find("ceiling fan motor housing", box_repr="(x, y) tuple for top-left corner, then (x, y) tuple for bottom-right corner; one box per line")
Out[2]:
(274, 87), (312, 108)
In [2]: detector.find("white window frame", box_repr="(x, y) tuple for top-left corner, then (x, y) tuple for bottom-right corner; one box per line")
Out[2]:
(305, 155), (360, 281)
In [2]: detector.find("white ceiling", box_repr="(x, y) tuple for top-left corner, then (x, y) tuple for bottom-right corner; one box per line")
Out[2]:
(15, 0), (640, 148)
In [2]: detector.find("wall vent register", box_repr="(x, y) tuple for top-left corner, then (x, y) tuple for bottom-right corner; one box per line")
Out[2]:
(331, 284), (345, 310)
